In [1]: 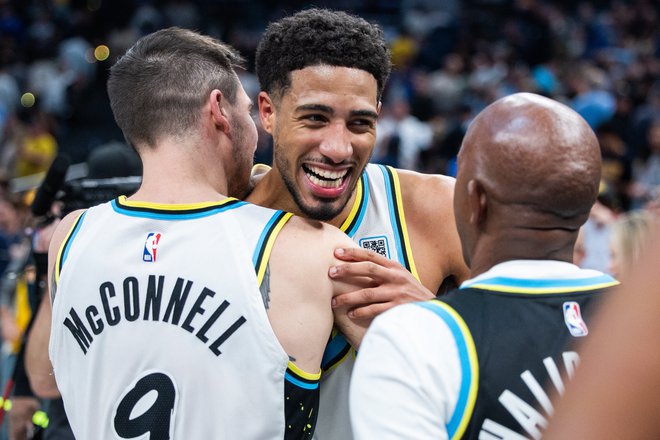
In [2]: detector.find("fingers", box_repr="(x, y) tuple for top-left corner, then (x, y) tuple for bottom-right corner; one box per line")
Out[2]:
(346, 301), (396, 320)
(332, 283), (434, 310)
(329, 260), (391, 283)
(332, 285), (432, 311)
(332, 288), (381, 309)
(334, 247), (396, 266)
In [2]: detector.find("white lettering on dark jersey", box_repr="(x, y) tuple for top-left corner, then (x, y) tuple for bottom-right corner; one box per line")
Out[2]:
(64, 275), (246, 356)
(478, 352), (580, 439)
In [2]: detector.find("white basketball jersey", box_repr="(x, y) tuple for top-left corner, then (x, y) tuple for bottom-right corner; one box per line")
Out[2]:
(50, 197), (302, 439)
(315, 164), (419, 440)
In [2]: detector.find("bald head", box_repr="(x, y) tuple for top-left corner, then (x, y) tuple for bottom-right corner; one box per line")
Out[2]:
(459, 93), (601, 221)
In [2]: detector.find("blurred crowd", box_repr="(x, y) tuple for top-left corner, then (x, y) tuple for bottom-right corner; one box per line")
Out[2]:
(0, 0), (657, 435)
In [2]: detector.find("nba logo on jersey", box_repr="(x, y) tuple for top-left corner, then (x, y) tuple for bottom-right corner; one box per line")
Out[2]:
(143, 232), (162, 262)
(563, 301), (588, 337)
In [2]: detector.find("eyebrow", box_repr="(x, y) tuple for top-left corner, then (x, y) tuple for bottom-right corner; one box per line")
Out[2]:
(295, 104), (378, 119)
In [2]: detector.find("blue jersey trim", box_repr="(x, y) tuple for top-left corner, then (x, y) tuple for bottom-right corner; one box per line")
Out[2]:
(345, 173), (370, 238)
(461, 274), (618, 293)
(321, 332), (351, 369)
(252, 210), (285, 268)
(415, 301), (477, 439)
(111, 199), (246, 220)
(377, 164), (405, 267)
(285, 372), (320, 390)
(60, 211), (87, 269)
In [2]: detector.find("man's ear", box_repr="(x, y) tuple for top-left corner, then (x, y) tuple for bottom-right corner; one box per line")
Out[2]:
(467, 179), (488, 227)
(210, 89), (230, 134)
(258, 91), (276, 134)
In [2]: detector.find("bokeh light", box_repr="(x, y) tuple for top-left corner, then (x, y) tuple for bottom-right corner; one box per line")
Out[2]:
(21, 92), (35, 108)
(94, 45), (110, 62)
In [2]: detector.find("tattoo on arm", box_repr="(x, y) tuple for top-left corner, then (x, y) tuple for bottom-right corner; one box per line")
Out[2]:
(259, 263), (271, 310)
(50, 269), (57, 304)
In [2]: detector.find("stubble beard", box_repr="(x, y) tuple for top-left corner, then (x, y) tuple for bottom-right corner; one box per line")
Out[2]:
(226, 120), (254, 199)
(274, 142), (353, 222)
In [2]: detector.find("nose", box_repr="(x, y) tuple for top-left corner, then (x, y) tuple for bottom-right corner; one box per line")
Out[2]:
(319, 123), (353, 164)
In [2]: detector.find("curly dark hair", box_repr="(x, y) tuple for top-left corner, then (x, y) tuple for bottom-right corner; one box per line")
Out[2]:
(256, 8), (391, 103)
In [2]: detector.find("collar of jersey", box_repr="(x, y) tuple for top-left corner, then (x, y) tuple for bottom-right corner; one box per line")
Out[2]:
(460, 260), (619, 294)
(112, 195), (245, 219)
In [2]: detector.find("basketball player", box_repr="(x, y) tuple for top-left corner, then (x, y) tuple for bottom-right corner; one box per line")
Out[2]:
(247, 9), (469, 438)
(350, 93), (619, 439)
(37, 28), (364, 439)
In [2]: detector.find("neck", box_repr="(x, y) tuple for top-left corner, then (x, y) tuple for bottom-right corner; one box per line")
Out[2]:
(468, 229), (576, 278)
(130, 142), (228, 204)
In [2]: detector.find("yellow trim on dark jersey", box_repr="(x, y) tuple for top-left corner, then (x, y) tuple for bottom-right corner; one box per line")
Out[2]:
(287, 361), (322, 381)
(387, 166), (420, 281)
(55, 211), (87, 285)
(254, 211), (294, 286)
(323, 347), (354, 374)
(467, 281), (620, 294)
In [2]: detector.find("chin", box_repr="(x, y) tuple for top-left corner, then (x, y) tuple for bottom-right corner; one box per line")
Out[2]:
(299, 200), (345, 222)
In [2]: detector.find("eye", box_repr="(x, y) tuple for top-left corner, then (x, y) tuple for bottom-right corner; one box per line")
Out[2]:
(349, 118), (375, 132)
(300, 114), (329, 125)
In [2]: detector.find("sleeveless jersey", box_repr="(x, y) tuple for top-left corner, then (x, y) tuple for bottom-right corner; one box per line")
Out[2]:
(315, 163), (418, 440)
(418, 267), (618, 439)
(49, 197), (320, 439)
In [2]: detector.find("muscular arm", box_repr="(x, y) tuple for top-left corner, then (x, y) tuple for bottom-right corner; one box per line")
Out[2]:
(25, 293), (59, 398)
(266, 218), (345, 372)
(398, 170), (469, 292)
(25, 211), (83, 398)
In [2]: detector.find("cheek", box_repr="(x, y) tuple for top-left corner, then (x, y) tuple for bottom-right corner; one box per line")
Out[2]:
(354, 135), (376, 160)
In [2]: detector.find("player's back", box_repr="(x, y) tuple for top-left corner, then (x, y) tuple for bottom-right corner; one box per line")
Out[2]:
(49, 197), (303, 439)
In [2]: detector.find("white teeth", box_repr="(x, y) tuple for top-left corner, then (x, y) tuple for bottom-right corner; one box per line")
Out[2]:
(306, 165), (348, 180)
(308, 174), (343, 188)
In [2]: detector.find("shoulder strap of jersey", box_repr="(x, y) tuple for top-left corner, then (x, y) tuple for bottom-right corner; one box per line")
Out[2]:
(252, 210), (293, 287)
(55, 210), (88, 286)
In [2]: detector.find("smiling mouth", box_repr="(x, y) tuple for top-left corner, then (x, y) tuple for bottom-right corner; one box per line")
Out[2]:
(302, 164), (350, 189)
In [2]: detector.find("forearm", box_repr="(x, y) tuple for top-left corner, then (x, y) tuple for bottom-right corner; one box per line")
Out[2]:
(25, 294), (60, 398)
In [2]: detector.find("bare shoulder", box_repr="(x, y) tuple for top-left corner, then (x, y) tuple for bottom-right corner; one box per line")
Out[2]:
(48, 209), (86, 263)
(267, 215), (354, 310)
(278, 215), (355, 261)
(47, 209), (85, 302)
(393, 168), (469, 288)
(394, 168), (456, 227)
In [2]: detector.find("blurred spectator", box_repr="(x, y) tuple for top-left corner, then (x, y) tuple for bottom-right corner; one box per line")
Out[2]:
(628, 118), (660, 209)
(374, 98), (433, 170)
(579, 197), (618, 273)
(13, 107), (57, 178)
(0, 196), (23, 277)
(608, 209), (655, 278)
(569, 64), (617, 130)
